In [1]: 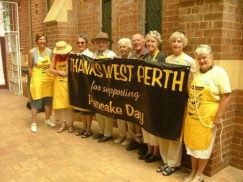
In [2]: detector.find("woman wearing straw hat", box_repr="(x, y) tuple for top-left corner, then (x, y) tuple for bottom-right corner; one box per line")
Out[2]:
(91, 32), (117, 142)
(28, 33), (55, 133)
(49, 41), (74, 133)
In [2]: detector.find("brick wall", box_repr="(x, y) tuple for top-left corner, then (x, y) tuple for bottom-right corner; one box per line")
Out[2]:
(76, 0), (146, 55)
(176, 0), (243, 176)
(111, 0), (145, 55)
(205, 90), (236, 176)
(220, 1), (243, 60)
(18, 0), (30, 53)
(162, 1), (179, 54)
(232, 90), (243, 170)
(177, 0), (243, 60)
(76, 0), (101, 53)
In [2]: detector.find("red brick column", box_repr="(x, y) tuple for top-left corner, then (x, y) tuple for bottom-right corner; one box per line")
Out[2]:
(232, 90), (243, 170)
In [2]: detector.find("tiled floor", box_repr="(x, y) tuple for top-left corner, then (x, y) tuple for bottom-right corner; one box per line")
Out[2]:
(0, 89), (242, 182)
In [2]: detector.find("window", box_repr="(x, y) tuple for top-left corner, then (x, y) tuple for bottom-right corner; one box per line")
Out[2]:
(102, 0), (111, 37)
(145, 0), (162, 33)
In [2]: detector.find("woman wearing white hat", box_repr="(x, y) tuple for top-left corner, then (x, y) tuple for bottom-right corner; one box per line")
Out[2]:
(49, 41), (74, 133)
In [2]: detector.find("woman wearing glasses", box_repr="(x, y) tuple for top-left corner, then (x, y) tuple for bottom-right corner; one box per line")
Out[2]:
(73, 34), (95, 138)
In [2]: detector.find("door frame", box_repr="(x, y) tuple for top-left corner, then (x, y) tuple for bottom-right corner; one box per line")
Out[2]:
(0, 36), (8, 89)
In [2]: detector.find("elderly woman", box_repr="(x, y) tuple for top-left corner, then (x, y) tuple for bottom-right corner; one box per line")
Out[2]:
(74, 33), (95, 138)
(157, 31), (197, 176)
(113, 38), (135, 146)
(139, 31), (166, 163)
(183, 45), (231, 182)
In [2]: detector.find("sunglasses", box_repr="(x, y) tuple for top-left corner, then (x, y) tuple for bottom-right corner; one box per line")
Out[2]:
(77, 41), (85, 44)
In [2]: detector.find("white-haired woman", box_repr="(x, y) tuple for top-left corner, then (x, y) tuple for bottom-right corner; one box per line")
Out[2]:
(157, 31), (197, 176)
(114, 38), (135, 146)
(139, 31), (166, 163)
(118, 38), (132, 59)
(183, 45), (231, 182)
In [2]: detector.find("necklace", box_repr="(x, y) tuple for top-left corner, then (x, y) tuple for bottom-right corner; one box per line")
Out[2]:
(199, 64), (214, 74)
(149, 49), (159, 61)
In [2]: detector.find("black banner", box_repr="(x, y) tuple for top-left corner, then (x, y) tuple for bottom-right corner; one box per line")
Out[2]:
(68, 54), (190, 141)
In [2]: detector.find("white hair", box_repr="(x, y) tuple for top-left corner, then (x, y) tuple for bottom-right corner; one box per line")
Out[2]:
(195, 44), (213, 55)
(118, 38), (132, 50)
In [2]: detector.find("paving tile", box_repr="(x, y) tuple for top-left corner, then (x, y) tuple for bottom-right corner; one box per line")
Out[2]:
(0, 89), (243, 182)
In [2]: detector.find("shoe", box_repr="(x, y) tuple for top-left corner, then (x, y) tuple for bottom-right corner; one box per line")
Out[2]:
(81, 131), (93, 138)
(182, 172), (196, 182)
(31, 123), (37, 133)
(98, 136), (112, 142)
(138, 153), (153, 160)
(45, 119), (56, 127)
(162, 166), (179, 176)
(57, 127), (66, 133)
(156, 164), (168, 173)
(138, 143), (148, 155)
(114, 136), (126, 144)
(121, 138), (132, 146)
(76, 130), (85, 136)
(126, 141), (140, 151)
(145, 155), (161, 163)
(68, 126), (75, 133)
(191, 175), (204, 182)
(93, 133), (104, 139)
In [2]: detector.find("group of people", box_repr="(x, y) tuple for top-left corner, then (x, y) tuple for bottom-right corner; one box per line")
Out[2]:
(28, 30), (231, 182)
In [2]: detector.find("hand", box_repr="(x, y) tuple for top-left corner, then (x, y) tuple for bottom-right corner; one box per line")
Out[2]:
(58, 70), (67, 77)
(190, 67), (197, 74)
(213, 117), (223, 127)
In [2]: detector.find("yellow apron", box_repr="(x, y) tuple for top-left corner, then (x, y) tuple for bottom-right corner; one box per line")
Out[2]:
(30, 49), (54, 100)
(184, 73), (218, 150)
(95, 53), (108, 59)
(52, 57), (70, 109)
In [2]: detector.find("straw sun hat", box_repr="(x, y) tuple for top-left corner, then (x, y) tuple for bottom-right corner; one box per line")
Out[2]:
(91, 32), (113, 45)
(53, 41), (72, 54)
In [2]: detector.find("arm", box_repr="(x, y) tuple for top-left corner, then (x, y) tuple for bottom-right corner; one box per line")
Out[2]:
(28, 49), (34, 78)
(49, 55), (68, 77)
(213, 92), (231, 127)
(187, 73), (194, 91)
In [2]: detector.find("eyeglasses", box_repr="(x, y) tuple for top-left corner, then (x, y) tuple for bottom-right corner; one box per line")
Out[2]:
(95, 40), (107, 44)
(77, 41), (85, 44)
